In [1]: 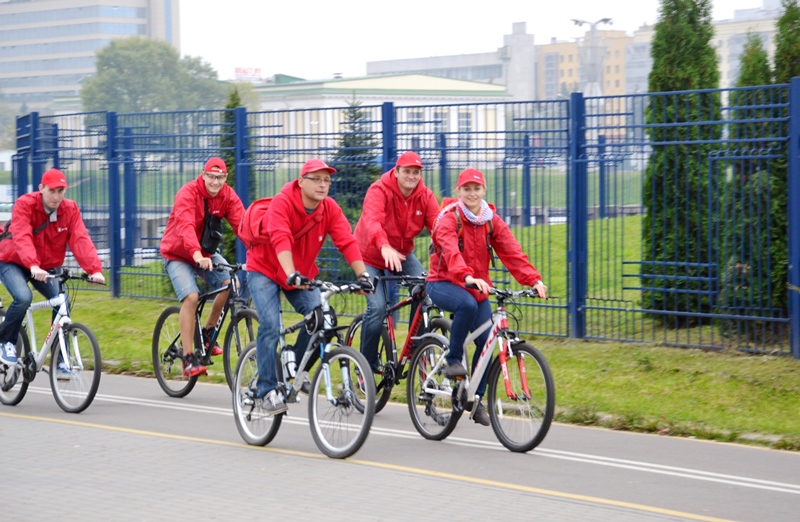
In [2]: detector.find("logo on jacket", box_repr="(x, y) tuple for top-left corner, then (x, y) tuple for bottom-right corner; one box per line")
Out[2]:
(57, 227), (68, 232)
(318, 235), (324, 242)
(415, 210), (422, 216)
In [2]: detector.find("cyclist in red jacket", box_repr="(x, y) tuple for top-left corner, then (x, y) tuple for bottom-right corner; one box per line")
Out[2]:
(0, 168), (104, 372)
(353, 151), (440, 373)
(246, 158), (373, 414)
(427, 168), (547, 425)
(160, 157), (245, 377)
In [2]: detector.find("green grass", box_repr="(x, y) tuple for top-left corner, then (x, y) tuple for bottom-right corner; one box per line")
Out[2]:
(4, 285), (798, 451)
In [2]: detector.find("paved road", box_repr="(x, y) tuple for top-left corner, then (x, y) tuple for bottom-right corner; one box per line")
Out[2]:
(2, 373), (798, 521)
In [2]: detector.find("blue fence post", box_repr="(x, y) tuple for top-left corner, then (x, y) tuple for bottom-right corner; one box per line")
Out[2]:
(568, 92), (587, 339)
(438, 133), (448, 195)
(122, 128), (136, 267)
(234, 107), (248, 264)
(107, 112), (121, 297)
(598, 134), (606, 219)
(29, 112), (43, 187)
(381, 102), (395, 173)
(523, 134), (532, 225)
(788, 78), (800, 359)
(13, 114), (31, 198)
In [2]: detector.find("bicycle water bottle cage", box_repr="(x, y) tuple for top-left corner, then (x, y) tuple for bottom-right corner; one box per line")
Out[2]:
(304, 307), (325, 334)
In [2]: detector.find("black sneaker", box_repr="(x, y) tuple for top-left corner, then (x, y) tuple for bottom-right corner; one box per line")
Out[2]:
(472, 400), (490, 426)
(443, 361), (468, 378)
(201, 327), (223, 356)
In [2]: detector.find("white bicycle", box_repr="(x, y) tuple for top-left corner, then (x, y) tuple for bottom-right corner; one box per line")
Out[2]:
(0, 268), (102, 413)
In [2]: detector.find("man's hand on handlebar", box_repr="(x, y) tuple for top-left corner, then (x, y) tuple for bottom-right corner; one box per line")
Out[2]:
(286, 271), (311, 289)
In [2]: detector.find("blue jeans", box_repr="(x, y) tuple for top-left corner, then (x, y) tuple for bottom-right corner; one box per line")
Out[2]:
(247, 271), (320, 397)
(360, 253), (424, 369)
(427, 281), (492, 398)
(0, 262), (60, 345)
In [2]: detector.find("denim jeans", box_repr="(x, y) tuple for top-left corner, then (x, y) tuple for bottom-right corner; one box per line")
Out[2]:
(360, 253), (424, 369)
(0, 262), (60, 345)
(247, 271), (320, 397)
(427, 280), (493, 398)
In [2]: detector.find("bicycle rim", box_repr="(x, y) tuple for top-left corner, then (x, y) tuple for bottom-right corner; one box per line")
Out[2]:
(344, 314), (394, 413)
(308, 346), (374, 459)
(406, 338), (461, 440)
(152, 306), (197, 398)
(487, 342), (555, 452)
(224, 308), (259, 391)
(0, 311), (30, 406)
(232, 342), (281, 446)
(50, 322), (101, 413)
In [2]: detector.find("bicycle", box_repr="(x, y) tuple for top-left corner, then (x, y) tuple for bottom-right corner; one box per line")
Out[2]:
(152, 262), (258, 397)
(343, 274), (450, 413)
(232, 279), (376, 459)
(0, 268), (103, 414)
(406, 286), (555, 453)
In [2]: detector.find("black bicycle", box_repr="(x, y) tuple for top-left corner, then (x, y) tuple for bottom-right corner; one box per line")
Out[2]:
(152, 262), (257, 397)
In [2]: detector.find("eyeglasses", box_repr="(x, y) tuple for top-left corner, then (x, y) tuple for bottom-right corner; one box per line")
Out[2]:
(303, 176), (333, 186)
(204, 172), (228, 182)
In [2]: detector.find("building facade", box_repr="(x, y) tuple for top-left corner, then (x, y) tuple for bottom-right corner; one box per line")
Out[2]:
(0, 0), (179, 111)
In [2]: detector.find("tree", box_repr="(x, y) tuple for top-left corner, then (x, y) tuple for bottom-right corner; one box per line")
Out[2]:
(641, 0), (721, 324)
(80, 37), (227, 113)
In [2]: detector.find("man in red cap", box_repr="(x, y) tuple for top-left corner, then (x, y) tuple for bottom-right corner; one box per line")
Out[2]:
(245, 158), (373, 413)
(0, 168), (105, 373)
(353, 151), (440, 373)
(160, 157), (245, 377)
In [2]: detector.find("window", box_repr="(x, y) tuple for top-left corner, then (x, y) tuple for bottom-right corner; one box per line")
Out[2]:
(458, 110), (472, 148)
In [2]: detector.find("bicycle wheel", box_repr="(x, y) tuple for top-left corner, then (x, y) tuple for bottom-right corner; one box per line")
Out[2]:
(152, 306), (197, 398)
(0, 310), (30, 406)
(308, 346), (375, 459)
(486, 342), (555, 453)
(50, 322), (101, 414)
(406, 337), (461, 440)
(223, 308), (259, 391)
(344, 313), (394, 413)
(232, 342), (282, 446)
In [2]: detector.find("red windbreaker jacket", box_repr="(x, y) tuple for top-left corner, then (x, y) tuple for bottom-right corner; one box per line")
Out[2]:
(0, 192), (102, 273)
(427, 204), (542, 302)
(246, 180), (362, 290)
(160, 176), (244, 263)
(354, 169), (440, 268)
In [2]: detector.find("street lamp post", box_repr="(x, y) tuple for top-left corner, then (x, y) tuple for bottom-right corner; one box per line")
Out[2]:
(570, 17), (612, 97)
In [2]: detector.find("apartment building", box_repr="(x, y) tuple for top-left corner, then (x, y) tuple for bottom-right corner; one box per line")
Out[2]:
(0, 0), (179, 111)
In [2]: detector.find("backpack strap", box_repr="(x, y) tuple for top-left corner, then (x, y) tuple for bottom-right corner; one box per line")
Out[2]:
(0, 217), (50, 241)
(293, 201), (324, 241)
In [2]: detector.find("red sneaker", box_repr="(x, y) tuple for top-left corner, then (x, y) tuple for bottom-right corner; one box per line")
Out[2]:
(182, 353), (207, 377)
(202, 327), (223, 356)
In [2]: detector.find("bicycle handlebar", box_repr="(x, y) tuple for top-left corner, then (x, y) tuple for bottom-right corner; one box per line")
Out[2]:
(211, 262), (244, 273)
(45, 268), (106, 285)
(465, 283), (543, 300)
(375, 273), (428, 286)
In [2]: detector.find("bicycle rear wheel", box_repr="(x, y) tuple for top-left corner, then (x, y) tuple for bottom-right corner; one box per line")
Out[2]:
(406, 337), (461, 440)
(152, 306), (197, 398)
(223, 308), (259, 391)
(343, 313), (393, 413)
(232, 342), (282, 446)
(308, 346), (375, 459)
(50, 322), (101, 414)
(0, 310), (30, 406)
(486, 342), (555, 453)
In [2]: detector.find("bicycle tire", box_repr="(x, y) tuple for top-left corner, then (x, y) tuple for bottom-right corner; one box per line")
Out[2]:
(344, 313), (394, 413)
(0, 309), (30, 406)
(308, 346), (375, 459)
(232, 342), (282, 446)
(152, 306), (197, 398)
(223, 308), (259, 391)
(406, 337), (461, 441)
(486, 342), (555, 453)
(50, 322), (102, 414)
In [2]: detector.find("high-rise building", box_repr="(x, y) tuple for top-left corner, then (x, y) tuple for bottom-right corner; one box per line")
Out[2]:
(0, 0), (180, 112)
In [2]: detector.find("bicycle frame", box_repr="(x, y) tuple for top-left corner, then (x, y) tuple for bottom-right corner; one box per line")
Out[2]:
(378, 276), (439, 366)
(24, 283), (75, 373)
(192, 264), (246, 358)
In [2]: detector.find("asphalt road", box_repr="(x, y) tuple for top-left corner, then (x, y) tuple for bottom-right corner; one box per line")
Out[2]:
(1, 373), (798, 522)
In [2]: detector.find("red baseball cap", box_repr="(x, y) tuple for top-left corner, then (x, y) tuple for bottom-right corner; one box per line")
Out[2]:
(395, 151), (423, 169)
(204, 157), (228, 174)
(456, 168), (486, 187)
(300, 158), (336, 177)
(41, 168), (68, 189)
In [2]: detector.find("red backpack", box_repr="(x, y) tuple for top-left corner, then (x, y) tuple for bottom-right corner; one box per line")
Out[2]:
(238, 197), (322, 249)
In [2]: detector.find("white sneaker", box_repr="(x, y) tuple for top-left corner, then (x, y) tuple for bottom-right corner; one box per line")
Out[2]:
(0, 342), (17, 366)
(56, 361), (75, 381)
(261, 389), (288, 415)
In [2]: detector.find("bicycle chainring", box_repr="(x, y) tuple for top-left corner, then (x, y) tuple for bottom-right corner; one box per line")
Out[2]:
(22, 353), (36, 383)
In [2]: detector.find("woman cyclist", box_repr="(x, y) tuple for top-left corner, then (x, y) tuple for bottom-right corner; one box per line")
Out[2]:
(426, 168), (547, 425)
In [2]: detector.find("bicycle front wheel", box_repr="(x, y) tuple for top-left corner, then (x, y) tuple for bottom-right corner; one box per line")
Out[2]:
(50, 322), (101, 414)
(152, 306), (197, 398)
(0, 310), (30, 406)
(406, 337), (461, 441)
(223, 308), (259, 391)
(486, 342), (555, 453)
(232, 342), (282, 446)
(308, 346), (375, 459)
(343, 313), (394, 413)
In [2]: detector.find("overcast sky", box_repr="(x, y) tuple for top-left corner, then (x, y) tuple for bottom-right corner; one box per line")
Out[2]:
(180, 0), (764, 81)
